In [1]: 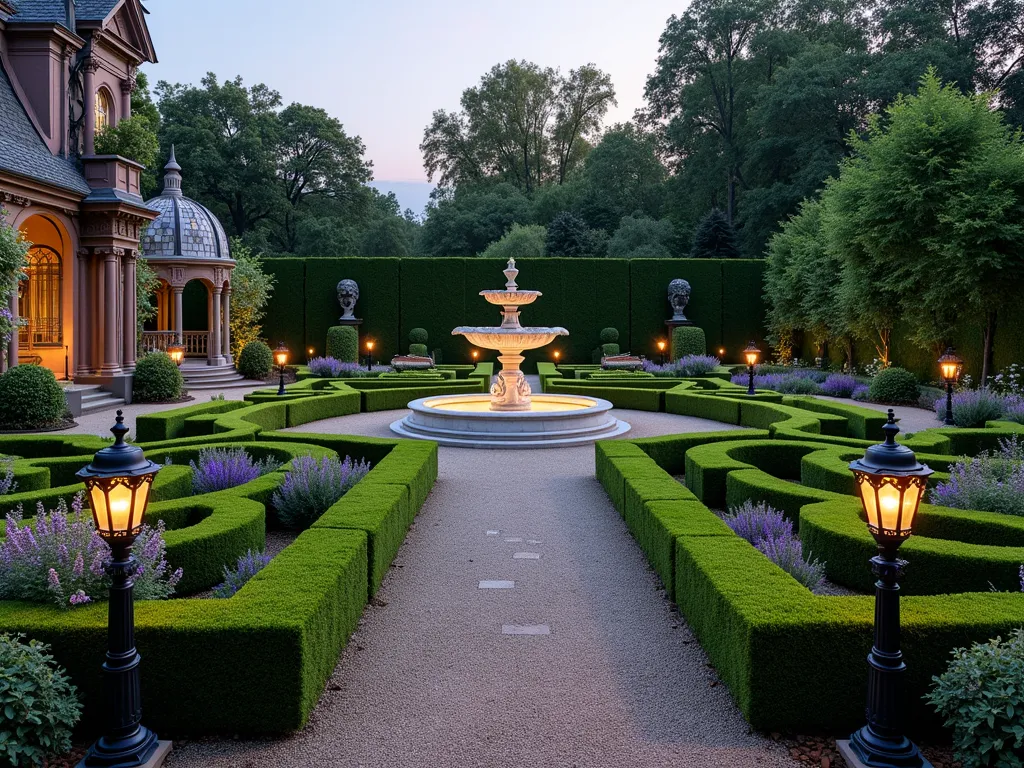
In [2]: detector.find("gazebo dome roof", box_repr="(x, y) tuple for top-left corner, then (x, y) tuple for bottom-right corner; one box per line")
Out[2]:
(141, 147), (231, 261)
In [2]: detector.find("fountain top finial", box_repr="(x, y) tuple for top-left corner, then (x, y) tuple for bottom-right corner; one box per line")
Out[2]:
(503, 258), (519, 291)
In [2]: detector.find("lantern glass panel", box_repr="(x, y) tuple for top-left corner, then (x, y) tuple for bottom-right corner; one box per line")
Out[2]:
(856, 475), (880, 530)
(877, 481), (903, 533)
(275, 351), (287, 366)
(745, 351), (758, 366)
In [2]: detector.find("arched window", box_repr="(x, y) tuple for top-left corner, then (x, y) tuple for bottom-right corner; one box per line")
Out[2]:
(95, 89), (112, 132)
(22, 246), (62, 347)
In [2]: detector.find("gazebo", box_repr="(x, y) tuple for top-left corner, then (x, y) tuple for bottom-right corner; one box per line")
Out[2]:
(139, 148), (234, 366)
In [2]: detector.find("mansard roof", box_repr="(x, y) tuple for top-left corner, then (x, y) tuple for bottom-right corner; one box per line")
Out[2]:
(0, 58), (90, 195)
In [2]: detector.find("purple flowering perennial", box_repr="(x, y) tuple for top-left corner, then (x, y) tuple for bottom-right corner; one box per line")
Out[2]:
(213, 549), (272, 598)
(189, 447), (280, 495)
(272, 454), (371, 530)
(930, 436), (1024, 516)
(722, 500), (827, 590)
(819, 374), (860, 398)
(0, 494), (182, 608)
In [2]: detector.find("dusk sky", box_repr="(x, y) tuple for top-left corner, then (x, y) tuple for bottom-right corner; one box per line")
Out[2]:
(145, 0), (683, 210)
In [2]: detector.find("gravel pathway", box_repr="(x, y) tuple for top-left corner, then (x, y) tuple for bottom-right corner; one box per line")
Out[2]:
(168, 409), (795, 768)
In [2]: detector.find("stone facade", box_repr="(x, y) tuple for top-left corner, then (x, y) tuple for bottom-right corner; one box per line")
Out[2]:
(0, 0), (158, 384)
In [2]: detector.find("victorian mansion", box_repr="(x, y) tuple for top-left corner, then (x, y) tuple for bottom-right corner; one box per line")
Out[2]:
(0, 0), (236, 399)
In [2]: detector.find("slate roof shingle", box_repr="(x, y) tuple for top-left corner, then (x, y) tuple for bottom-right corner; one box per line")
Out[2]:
(0, 59), (90, 195)
(7, 0), (119, 27)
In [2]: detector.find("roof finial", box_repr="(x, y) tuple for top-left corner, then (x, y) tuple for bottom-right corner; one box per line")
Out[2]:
(162, 146), (183, 196)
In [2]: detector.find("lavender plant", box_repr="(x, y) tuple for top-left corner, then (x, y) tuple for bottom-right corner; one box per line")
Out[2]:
(934, 389), (1011, 427)
(643, 355), (721, 377)
(272, 454), (371, 530)
(730, 372), (822, 394)
(819, 373), (860, 398)
(723, 500), (793, 544)
(307, 357), (392, 378)
(722, 500), (827, 590)
(931, 436), (1024, 517)
(212, 549), (272, 598)
(189, 446), (280, 494)
(0, 494), (182, 608)
(755, 535), (826, 589)
(0, 456), (15, 495)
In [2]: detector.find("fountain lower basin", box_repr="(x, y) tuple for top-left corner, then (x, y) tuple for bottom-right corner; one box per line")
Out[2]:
(390, 393), (630, 448)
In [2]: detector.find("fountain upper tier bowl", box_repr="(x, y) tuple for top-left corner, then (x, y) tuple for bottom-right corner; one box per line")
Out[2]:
(480, 289), (540, 306)
(389, 393), (630, 448)
(453, 326), (568, 351)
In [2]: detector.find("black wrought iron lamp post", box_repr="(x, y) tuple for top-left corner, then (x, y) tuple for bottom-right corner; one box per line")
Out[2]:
(839, 410), (934, 768)
(274, 342), (289, 396)
(657, 340), (667, 365)
(937, 347), (963, 427)
(76, 412), (166, 768)
(744, 341), (760, 396)
(365, 340), (375, 371)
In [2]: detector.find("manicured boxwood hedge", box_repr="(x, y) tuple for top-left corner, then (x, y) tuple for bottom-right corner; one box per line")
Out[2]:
(0, 419), (439, 737)
(596, 404), (1024, 734)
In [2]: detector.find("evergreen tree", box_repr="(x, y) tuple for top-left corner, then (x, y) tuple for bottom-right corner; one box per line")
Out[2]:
(690, 209), (741, 258)
(545, 212), (604, 257)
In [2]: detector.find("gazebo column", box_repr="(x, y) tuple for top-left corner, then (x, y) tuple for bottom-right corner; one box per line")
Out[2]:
(83, 59), (98, 156)
(173, 286), (183, 343)
(122, 253), (137, 370)
(209, 286), (224, 366)
(222, 286), (232, 363)
(100, 251), (121, 374)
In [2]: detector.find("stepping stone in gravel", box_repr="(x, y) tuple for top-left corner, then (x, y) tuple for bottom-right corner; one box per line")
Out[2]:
(504, 537), (523, 542)
(513, 552), (541, 560)
(486, 530), (499, 535)
(502, 624), (550, 635)
(479, 580), (515, 589)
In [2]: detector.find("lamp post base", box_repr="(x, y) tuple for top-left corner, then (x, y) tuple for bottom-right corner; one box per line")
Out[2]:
(78, 734), (171, 768)
(838, 737), (932, 768)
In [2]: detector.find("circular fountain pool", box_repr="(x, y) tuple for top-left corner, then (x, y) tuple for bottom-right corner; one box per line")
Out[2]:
(390, 393), (631, 448)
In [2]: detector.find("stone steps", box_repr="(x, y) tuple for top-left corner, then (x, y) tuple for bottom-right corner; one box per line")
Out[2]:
(179, 363), (263, 391)
(73, 385), (126, 415)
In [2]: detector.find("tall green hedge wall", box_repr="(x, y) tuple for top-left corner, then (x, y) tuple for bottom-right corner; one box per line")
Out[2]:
(261, 257), (769, 373)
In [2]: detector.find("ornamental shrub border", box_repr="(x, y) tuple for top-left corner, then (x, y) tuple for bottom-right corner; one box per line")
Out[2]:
(0, 398), (439, 737)
(596, 409), (1024, 735)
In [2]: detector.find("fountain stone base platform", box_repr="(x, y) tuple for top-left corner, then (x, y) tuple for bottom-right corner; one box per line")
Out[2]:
(389, 393), (631, 449)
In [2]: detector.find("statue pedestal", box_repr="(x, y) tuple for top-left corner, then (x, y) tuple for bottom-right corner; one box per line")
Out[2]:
(336, 318), (363, 328)
(665, 319), (694, 331)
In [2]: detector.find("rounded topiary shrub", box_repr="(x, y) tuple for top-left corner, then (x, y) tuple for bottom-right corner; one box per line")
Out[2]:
(601, 343), (621, 356)
(868, 366), (919, 405)
(672, 326), (707, 359)
(132, 352), (183, 403)
(326, 326), (359, 363)
(0, 634), (81, 766)
(238, 341), (273, 380)
(599, 327), (619, 344)
(409, 327), (428, 345)
(0, 365), (67, 430)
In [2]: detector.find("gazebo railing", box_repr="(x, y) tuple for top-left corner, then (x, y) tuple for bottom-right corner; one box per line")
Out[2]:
(141, 331), (210, 357)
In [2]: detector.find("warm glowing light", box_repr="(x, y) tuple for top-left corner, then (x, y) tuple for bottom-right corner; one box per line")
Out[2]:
(718, 348), (725, 356)
(425, 395), (593, 413)
(168, 344), (185, 366)
(471, 350), (479, 360)
(554, 350), (561, 360)
(274, 343), (289, 367)
(308, 348), (314, 357)
(744, 341), (761, 367)
(366, 340), (375, 352)
(938, 347), (963, 384)
(657, 340), (666, 352)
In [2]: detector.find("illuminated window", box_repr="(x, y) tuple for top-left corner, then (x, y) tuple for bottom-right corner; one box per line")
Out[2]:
(21, 246), (62, 346)
(95, 89), (112, 132)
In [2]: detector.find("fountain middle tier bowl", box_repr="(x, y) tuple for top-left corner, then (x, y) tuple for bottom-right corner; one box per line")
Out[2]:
(390, 393), (631, 448)
(453, 326), (568, 351)
(479, 289), (540, 306)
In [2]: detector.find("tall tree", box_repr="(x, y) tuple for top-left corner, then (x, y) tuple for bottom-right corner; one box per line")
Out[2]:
(421, 60), (616, 192)
(157, 74), (282, 237)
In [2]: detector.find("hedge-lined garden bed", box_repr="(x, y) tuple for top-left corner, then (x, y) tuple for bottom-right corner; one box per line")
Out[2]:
(0, 390), (440, 737)
(595, 404), (1024, 735)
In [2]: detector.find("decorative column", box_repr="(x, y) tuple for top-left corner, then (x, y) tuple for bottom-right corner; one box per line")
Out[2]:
(222, 286), (232, 363)
(83, 59), (98, 156)
(6, 291), (18, 372)
(100, 251), (121, 374)
(210, 287), (223, 366)
(122, 253), (137, 371)
(78, 250), (94, 375)
(173, 287), (183, 344)
(120, 70), (135, 126)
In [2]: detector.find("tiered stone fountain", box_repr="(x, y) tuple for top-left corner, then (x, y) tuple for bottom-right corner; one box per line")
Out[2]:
(390, 259), (630, 448)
